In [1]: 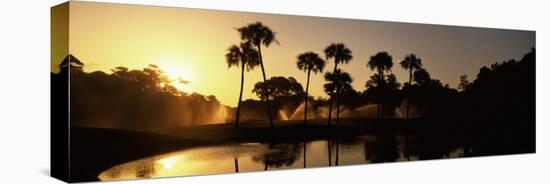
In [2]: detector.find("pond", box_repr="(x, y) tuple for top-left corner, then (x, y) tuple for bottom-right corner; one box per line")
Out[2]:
(99, 135), (464, 181)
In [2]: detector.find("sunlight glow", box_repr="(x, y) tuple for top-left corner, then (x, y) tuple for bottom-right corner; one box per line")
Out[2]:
(68, 1), (535, 107)
(157, 156), (181, 169)
(157, 60), (194, 93)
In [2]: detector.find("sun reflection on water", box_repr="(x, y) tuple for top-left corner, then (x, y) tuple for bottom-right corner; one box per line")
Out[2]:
(157, 156), (182, 169)
(98, 139), (463, 181)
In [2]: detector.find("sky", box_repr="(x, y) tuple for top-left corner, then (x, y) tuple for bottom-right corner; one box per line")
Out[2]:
(55, 1), (535, 107)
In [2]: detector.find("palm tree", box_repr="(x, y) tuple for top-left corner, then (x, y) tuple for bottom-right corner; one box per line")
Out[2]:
(400, 54), (422, 119)
(237, 22), (279, 128)
(324, 43), (353, 126)
(323, 69), (353, 127)
(296, 52), (326, 124)
(367, 52), (393, 120)
(226, 41), (261, 128)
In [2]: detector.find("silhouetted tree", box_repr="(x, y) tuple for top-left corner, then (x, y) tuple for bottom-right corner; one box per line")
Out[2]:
(400, 54), (423, 119)
(364, 73), (402, 119)
(460, 48), (535, 155)
(364, 134), (399, 163)
(59, 56), (226, 130)
(457, 75), (470, 91)
(365, 73), (401, 90)
(237, 22), (279, 128)
(296, 52), (326, 124)
(252, 76), (304, 100)
(324, 43), (353, 126)
(252, 143), (301, 170)
(226, 41), (261, 128)
(323, 69), (353, 127)
(413, 68), (431, 86)
(367, 52), (394, 120)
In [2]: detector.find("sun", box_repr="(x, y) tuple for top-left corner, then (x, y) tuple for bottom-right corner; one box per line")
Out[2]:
(157, 61), (194, 93)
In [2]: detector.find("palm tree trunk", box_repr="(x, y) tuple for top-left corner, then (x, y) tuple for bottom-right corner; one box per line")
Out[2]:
(304, 69), (311, 124)
(257, 46), (274, 128)
(378, 69), (384, 120)
(336, 87), (341, 127)
(328, 96), (333, 126)
(235, 64), (245, 128)
(406, 68), (412, 119)
(381, 99), (384, 120)
(377, 100), (381, 120)
(406, 68), (412, 161)
(334, 62), (341, 127)
(328, 61), (338, 126)
(376, 82), (381, 120)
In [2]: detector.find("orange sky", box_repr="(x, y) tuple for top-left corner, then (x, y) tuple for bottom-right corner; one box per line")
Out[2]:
(56, 1), (535, 107)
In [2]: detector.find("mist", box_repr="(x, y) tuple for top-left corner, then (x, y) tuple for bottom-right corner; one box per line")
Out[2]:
(275, 101), (415, 121)
(52, 57), (233, 132)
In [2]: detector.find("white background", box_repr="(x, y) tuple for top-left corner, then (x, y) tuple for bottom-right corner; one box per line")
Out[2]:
(0, 0), (548, 183)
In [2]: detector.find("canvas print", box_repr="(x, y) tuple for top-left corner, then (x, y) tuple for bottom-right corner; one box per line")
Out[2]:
(51, 1), (536, 182)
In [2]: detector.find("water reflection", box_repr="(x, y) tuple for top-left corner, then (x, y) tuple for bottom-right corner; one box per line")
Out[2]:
(251, 142), (301, 170)
(99, 135), (464, 181)
(364, 134), (399, 163)
(234, 158), (239, 173)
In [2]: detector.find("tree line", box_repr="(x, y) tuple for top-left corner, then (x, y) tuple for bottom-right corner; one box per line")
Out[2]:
(52, 55), (230, 131)
(227, 21), (463, 128)
(226, 21), (535, 155)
